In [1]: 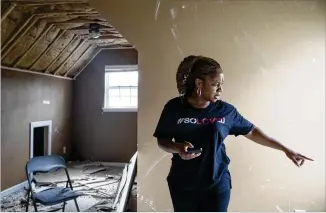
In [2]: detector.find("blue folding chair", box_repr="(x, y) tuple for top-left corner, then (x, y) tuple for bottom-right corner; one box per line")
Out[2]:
(25, 155), (83, 212)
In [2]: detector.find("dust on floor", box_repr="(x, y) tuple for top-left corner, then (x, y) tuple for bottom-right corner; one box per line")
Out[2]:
(1, 161), (125, 212)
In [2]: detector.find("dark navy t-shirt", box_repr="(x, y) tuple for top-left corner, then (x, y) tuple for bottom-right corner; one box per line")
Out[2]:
(153, 97), (254, 190)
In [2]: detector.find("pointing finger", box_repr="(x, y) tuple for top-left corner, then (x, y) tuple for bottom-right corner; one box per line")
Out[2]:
(299, 154), (314, 161)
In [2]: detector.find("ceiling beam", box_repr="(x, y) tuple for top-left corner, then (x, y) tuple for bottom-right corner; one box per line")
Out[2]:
(1, 65), (73, 80)
(83, 35), (124, 40)
(35, 10), (99, 16)
(13, 24), (54, 67)
(73, 47), (101, 80)
(64, 44), (93, 77)
(1, 3), (17, 23)
(67, 27), (116, 34)
(95, 42), (133, 47)
(54, 40), (88, 75)
(29, 29), (66, 70)
(6, 0), (87, 6)
(51, 19), (109, 25)
(98, 46), (135, 50)
(45, 35), (78, 73)
(67, 25), (113, 30)
(88, 40), (128, 45)
(1, 15), (38, 60)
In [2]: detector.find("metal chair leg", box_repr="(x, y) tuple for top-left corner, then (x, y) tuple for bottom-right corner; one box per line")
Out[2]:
(62, 202), (66, 212)
(32, 197), (38, 212)
(25, 191), (30, 212)
(74, 199), (80, 212)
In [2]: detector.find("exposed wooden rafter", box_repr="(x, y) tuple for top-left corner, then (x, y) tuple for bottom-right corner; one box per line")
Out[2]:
(73, 47), (101, 80)
(68, 26), (116, 34)
(13, 24), (54, 67)
(51, 18), (109, 25)
(54, 39), (88, 75)
(85, 35), (124, 40)
(64, 45), (93, 77)
(45, 35), (78, 73)
(1, 0), (134, 79)
(1, 65), (73, 80)
(35, 10), (99, 16)
(29, 29), (66, 69)
(68, 25), (113, 30)
(5, 0), (87, 6)
(1, 3), (17, 23)
(1, 15), (39, 60)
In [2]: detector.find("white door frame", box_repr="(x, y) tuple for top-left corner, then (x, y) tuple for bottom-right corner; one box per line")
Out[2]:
(30, 120), (52, 159)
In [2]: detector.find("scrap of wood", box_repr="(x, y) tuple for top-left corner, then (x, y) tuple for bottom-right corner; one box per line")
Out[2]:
(53, 39), (87, 75)
(64, 44), (93, 77)
(1, 15), (39, 60)
(29, 29), (66, 70)
(112, 165), (128, 209)
(44, 35), (78, 73)
(13, 24), (54, 67)
(115, 152), (138, 212)
(1, 3), (17, 23)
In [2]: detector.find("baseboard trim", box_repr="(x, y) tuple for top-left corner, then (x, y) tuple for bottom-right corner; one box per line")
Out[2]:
(1, 181), (28, 198)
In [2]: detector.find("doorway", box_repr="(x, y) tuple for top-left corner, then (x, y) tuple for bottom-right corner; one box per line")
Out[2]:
(30, 120), (52, 158)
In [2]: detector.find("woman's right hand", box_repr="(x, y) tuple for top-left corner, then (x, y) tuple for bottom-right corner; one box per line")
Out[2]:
(176, 142), (201, 160)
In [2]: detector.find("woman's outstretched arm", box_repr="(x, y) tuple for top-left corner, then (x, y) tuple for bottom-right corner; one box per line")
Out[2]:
(244, 127), (313, 166)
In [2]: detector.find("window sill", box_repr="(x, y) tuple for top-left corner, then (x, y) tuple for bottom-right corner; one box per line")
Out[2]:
(102, 108), (138, 112)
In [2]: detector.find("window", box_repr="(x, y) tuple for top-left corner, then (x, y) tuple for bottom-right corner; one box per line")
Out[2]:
(103, 65), (138, 112)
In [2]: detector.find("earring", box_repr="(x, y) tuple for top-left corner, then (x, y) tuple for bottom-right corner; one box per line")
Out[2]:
(197, 88), (202, 96)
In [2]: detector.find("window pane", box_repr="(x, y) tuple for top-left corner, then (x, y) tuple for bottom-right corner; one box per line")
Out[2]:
(120, 88), (131, 97)
(104, 70), (138, 109)
(107, 71), (138, 87)
(131, 88), (137, 97)
(120, 97), (131, 107)
(108, 97), (120, 107)
(131, 97), (138, 107)
(108, 88), (120, 97)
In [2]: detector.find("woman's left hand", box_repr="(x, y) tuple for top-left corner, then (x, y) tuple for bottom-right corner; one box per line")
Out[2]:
(283, 148), (314, 167)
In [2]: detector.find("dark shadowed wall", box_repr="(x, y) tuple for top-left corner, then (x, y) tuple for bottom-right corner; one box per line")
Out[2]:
(72, 48), (138, 162)
(1, 69), (73, 190)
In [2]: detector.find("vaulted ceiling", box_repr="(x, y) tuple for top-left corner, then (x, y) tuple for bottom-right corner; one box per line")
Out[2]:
(1, 0), (133, 79)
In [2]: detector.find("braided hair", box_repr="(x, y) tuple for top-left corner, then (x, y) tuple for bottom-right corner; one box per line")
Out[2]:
(176, 55), (222, 99)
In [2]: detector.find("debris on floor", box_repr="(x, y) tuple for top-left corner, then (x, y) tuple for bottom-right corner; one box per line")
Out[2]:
(1, 161), (125, 212)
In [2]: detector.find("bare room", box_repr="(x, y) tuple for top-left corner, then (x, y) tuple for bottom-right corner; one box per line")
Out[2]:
(1, 0), (137, 211)
(1, 0), (325, 212)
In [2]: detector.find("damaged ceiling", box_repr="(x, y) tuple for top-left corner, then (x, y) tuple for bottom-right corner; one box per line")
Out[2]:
(1, 0), (134, 79)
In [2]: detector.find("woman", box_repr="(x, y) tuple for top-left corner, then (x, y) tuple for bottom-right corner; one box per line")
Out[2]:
(153, 55), (313, 212)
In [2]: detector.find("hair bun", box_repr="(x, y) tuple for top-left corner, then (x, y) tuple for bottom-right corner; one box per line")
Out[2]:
(176, 55), (198, 96)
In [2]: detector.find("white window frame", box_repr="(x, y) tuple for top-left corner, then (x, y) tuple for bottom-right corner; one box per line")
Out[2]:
(103, 65), (138, 112)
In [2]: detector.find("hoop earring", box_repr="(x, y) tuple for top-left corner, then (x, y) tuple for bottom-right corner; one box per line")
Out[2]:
(197, 88), (202, 96)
